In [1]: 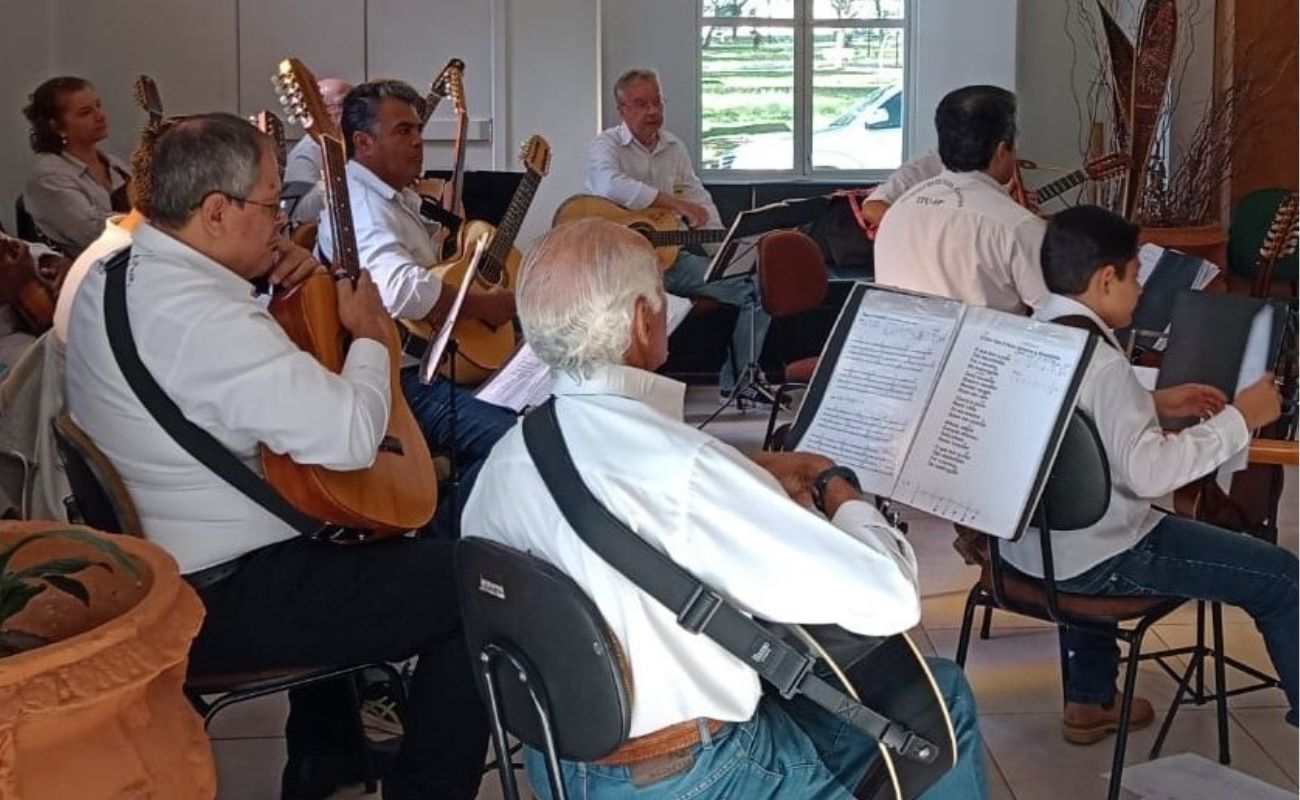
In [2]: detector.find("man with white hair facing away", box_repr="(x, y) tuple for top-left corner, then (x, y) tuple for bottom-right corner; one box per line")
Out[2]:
(462, 218), (989, 800)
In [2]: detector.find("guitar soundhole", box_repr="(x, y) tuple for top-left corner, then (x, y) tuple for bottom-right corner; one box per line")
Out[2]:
(629, 222), (655, 236)
(379, 435), (404, 455)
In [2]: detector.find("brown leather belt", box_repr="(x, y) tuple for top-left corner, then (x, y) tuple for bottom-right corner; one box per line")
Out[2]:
(599, 718), (727, 765)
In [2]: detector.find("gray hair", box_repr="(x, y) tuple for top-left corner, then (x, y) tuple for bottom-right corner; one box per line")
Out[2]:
(518, 219), (664, 379)
(341, 79), (424, 158)
(613, 69), (661, 103)
(149, 113), (266, 228)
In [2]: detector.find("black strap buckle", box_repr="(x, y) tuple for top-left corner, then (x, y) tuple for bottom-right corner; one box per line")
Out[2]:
(676, 583), (723, 633)
(880, 725), (940, 764)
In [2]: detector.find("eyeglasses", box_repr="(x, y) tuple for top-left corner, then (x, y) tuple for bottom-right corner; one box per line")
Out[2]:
(621, 97), (664, 111)
(192, 191), (287, 216)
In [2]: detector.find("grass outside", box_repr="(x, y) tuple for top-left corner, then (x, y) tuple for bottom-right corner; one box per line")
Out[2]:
(701, 32), (903, 168)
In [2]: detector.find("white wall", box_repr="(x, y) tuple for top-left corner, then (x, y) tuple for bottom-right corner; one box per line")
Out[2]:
(0, 0), (599, 242)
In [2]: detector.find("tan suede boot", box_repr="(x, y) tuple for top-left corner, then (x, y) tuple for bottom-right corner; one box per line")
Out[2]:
(1062, 693), (1155, 745)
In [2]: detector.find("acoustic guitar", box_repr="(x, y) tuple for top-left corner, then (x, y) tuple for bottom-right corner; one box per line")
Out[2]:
(403, 135), (551, 385)
(267, 56), (437, 536)
(1011, 153), (1128, 211)
(0, 234), (65, 335)
(252, 109), (288, 178)
(428, 60), (468, 258)
(552, 195), (729, 271)
(420, 57), (466, 129)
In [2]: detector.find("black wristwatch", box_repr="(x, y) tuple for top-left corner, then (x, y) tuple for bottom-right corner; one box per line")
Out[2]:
(811, 466), (861, 514)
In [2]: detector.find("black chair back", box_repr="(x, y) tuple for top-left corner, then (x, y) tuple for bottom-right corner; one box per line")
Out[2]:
(50, 412), (143, 536)
(1035, 410), (1111, 532)
(456, 537), (632, 763)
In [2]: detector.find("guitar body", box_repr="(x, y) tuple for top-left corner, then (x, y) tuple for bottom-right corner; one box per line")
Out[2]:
(260, 273), (437, 534)
(553, 195), (683, 271)
(401, 218), (521, 384)
(783, 627), (958, 800)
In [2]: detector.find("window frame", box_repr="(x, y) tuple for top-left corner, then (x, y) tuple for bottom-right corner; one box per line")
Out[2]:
(697, 0), (912, 182)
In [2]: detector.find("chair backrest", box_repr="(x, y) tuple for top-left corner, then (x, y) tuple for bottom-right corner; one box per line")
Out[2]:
(455, 537), (632, 762)
(1034, 410), (1110, 532)
(757, 229), (829, 319)
(50, 412), (143, 536)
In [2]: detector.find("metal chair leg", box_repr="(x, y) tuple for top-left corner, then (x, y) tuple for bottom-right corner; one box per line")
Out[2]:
(955, 585), (982, 668)
(1106, 630), (1148, 800)
(979, 606), (994, 640)
(1211, 602), (1231, 764)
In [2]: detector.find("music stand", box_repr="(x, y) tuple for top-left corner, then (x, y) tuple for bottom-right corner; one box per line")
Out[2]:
(419, 232), (491, 533)
(698, 196), (832, 427)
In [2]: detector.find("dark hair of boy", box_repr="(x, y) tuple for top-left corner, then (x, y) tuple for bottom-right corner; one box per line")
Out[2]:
(1041, 204), (1140, 295)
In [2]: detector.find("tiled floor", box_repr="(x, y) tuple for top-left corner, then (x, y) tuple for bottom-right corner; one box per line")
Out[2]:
(209, 387), (1299, 799)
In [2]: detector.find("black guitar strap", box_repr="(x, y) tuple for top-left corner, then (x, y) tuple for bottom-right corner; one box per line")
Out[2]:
(101, 248), (327, 538)
(521, 398), (939, 764)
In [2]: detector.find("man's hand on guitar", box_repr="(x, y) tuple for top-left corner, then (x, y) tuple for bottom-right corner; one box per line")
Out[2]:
(666, 197), (711, 229)
(1153, 383), (1227, 420)
(336, 271), (392, 345)
(464, 285), (516, 329)
(752, 451), (836, 509)
(269, 239), (325, 291)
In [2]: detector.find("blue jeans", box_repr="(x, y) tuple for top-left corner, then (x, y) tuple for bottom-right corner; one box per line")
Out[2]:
(523, 658), (988, 800)
(399, 368), (517, 538)
(664, 252), (771, 393)
(1056, 515), (1298, 724)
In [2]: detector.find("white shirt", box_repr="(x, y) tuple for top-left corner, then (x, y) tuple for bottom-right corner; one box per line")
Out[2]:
(283, 137), (326, 224)
(874, 169), (1049, 315)
(463, 364), (920, 736)
(318, 161), (444, 320)
(867, 150), (944, 205)
(54, 215), (134, 344)
(1000, 294), (1251, 580)
(65, 223), (391, 573)
(24, 150), (131, 256)
(586, 123), (722, 229)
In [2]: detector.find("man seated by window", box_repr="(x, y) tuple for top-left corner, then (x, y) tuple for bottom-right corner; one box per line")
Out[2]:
(65, 113), (488, 800)
(1001, 205), (1297, 742)
(586, 68), (770, 404)
(873, 85), (1048, 315)
(463, 217), (990, 800)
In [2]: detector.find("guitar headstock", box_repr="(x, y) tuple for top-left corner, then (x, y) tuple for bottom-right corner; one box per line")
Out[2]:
(251, 110), (287, 177)
(519, 135), (551, 178)
(1260, 193), (1299, 264)
(423, 58), (466, 125)
(133, 74), (164, 130)
(272, 58), (341, 144)
(1083, 152), (1128, 180)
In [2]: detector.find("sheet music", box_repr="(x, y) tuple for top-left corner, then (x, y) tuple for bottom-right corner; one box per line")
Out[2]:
(475, 294), (695, 412)
(1137, 243), (1219, 290)
(1216, 305), (1274, 491)
(795, 289), (964, 496)
(893, 308), (1089, 537)
(419, 234), (489, 384)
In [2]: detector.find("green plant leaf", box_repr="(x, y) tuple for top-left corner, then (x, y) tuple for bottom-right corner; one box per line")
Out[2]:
(43, 575), (90, 606)
(0, 530), (139, 579)
(11, 558), (98, 581)
(0, 583), (45, 621)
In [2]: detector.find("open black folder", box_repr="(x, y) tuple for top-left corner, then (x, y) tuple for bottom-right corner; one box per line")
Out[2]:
(1155, 291), (1288, 429)
(787, 283), (1097, 540)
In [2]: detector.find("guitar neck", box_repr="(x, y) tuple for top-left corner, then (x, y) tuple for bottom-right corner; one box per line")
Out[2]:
(482, 169), (542, 280)
(442, 114), (469, 218)
(1034, 168), (1089, 204)
(320, 136), (362, 280)
(641, 228), (729, 248)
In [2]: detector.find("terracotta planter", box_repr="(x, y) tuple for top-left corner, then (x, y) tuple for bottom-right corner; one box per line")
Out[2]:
(0, 521), (215, 799)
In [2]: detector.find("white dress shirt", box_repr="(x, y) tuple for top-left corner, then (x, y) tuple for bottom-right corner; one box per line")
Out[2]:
(586, 123), (722, 229)
(463, 364), (920, 736)
(874, 169), (1049, 315)
(867, 150), (944, 205)
(54, 215), (133, 344)
(1000, 294), (1251, 580)
(24, 150), (131, 255)
(318, 161), (444, 320)
(283, 137), (326, 224)
(65, 223), (391, 573)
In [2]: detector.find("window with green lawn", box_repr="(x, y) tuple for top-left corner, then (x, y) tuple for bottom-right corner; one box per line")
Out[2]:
(700, 0), (908, 176)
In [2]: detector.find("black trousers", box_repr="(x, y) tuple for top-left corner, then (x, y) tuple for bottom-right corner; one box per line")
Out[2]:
(189, 536), (488, 800)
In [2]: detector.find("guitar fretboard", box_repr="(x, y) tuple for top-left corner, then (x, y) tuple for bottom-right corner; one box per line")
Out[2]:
(641, 228), (730, 248)
(320, 136), (361, 280)
(483, 169), (543, 282)
(1034, 169), (1089, 205)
